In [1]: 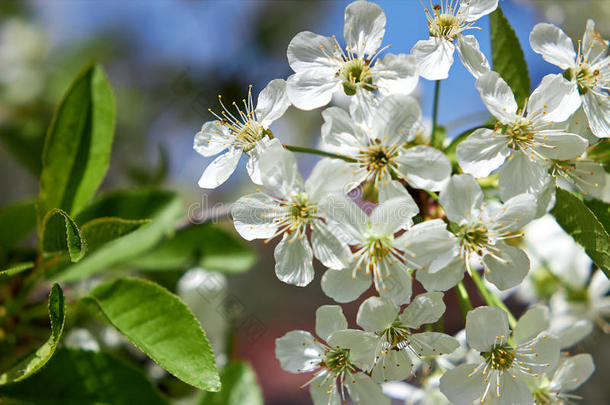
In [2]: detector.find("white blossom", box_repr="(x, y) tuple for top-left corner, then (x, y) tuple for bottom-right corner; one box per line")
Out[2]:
(457, 71), (587, 201)
(194, 79), (290, 188)
(286, 0), (418, 110)
(529, 20), (610, 138)
(527, 354), (595, 404)
(411, 0), (497, 80)
(440, 306), (560, 405)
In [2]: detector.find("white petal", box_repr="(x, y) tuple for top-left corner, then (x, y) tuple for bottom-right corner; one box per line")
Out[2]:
(466, 306), (509, 351)
(376, 259), (413, 306)
(529, 23), (576, 70)
(255, 78), (291, 127)
(315, 305), (348, 342)
(321, 106), (367, 157)
(287, 31), (339, 72)
(198, 148), (242, 189)
(395, 145), (452, 191)
(310, 373), (341, 405)
(327, 330), (378, 370)
(372, 53), (418, 96)
(459, 0), (498, 21)
(274, 234), (314, 287)
(409, 332), (460, 356)
(400, 291), (446, 329)
(564, 160), (607, 199)
(552, 317), (593, 349)
(371, 94), (421, 144)
(456, 128), (509, 178)
(306, 159), (354, 201)
(532, 130), (588, 160)
(483, 243), (530, 290)
(528, 74), (581, 123)
(259, 142), (303, 199)
(513, 306), (550, 344)
(439, 363), (486, 405)
(311, 221), (351, 270)
(343, 0), (386, 56)
(549, 354), (595, 392)
(457, 34), (490, 79)
(475, 71), (518, 123)
(411, 37), (455, 81)
(377, 180), (412, 206)
(370, 196), (419, 236)
(498, 151), (550, 200)
(492, 193), (537, 233)
(583, 89), (610, 138)
(346, 372), (391, 405)
(319, 194), (368, 244)
(321, 266), (371, 303)
(589, 269), (610, 300)
(286, 70), (340, 111)
(522, 333), (560, 375)
(533, 175), (557, 218)
(416, 257), (465, 291)
(356, 296), (399, 333)
(275, 330), (324, 373)
(231, 192), (279, 240)
(194, 120), (229, 157)
(246, 137), (273, 185)
(583, 19), (608, 64)
(497, 372), (534, 405)
(398, 219), (459, 272)
(439, 174), (483, 223)
(371, 350), (413, 383)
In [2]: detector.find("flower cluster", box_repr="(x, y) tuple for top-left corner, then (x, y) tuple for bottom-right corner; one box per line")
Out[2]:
(194, 1), (609, 404)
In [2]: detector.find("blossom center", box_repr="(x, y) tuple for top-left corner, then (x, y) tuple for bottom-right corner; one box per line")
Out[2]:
(362, 143), (399, 185)
(563, 64), (600, 95)
(497, 120), (535, 152)
(532, 388), (553, 405)
(322, 347), (357, 374)
(481, 343), (515, 371)
(341, 59), (373, 95)
(380, 320), (410, 349)
(458, 223), (490, 254)
(429, 12), (461, 41)
(287, 192), (316, 231)
(234, 120), (266, 152)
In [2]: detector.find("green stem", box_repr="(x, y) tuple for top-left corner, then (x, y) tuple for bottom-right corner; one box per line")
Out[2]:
(470, 269), (517, 329)
(424, 190), (440, 203)
(283, 145), (356, 163)
(430, 80), (441, 146)
(456, 281), (473, 322)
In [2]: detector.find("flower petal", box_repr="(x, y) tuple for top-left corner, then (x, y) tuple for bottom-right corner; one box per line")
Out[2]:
(327, 330), (378, 370)
(255, 78), (291, 127)
(492, 193), (537, 233)
(532, 130), (588, 160)
(399, 291), (446, 329)
(583, 88), (610, 138)
(377, 259), (413, 306)
(465, 306), (509, 351)
(274, 234), (314, 287)
(321, 106), (367, 156)
(306, 158), (354, 201)
(321, 266), (371, 303)
(409, 331), (460, 356)
(456, 128), (509, 178)
(372, 53), (418, 96)
(549, 354), (595, 392)
(310, 373), (341, 405)
(498, 151), (550, 200)
(194, 120), (229, 157)
(259, 141), (303, 199)
(497, 372), (534, 405)
(343, 0), (386, 56)
(286, 69), (340, 111)
(287, 31), (339, 72)
(320, 194), (368, 244)
(528, 74), (581, 123)
(475, 71), (518, 123)
(315, 305), (348, 342)
(398, 219), (459, 273)
(246, 137), (273, 185)
(439, 363), (486, 405)
(396, 145), (451, 191)
(439, 174), (484, 223)
(583, 19), (608, 64)
(459, 0), (498, 21)
(371, 94), (421, 144)
(346, 372), (391, 405)
(311, 221), (351, 270)
(370, 196), (419, 236)
(416, 257), (465, 291)
(529, 23), (576, 70)
(231, 192), (279, 240)
(275, 330), (325, 373)
(483, 243), (530, 290)
(411, 37), (455, 81)
(371, 350), (413, 383)
(513, 305), (550, 344)
(457, 34), (490, 79)
(198, 148), (242, 189)
(521, 333), (560, 375)
(356, 296), (399, 333)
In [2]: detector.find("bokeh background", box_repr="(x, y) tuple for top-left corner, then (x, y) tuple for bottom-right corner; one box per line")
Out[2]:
(1, 0), (609, 404)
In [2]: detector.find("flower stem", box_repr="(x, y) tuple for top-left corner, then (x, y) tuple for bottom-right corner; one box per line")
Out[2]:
(469, 269), (517, 328)
(283, 145), (356, 163)
(456, 281), (473, 322)
(430, 80), (441, 146)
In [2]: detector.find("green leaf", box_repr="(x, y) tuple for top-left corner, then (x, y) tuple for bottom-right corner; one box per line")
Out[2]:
(490, 6), (530, 107)
(198, 362), (263, 405)
(54, 189), (182, 282)
(585, 198), (610, 235)
(0, 349), (169, 405)
(84, 277), (220, 391)
(588, 139), (610, 173)
(39, 63), (116, 217)
(0, 262), (34, 278)
(81, 217), (150, 251)
(129, 224), (255, 273)
(551, 189), (610, 277)
(41, 209), (86, 262)
(0, 200), (36, 251)
(0, 283), (65, 385)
